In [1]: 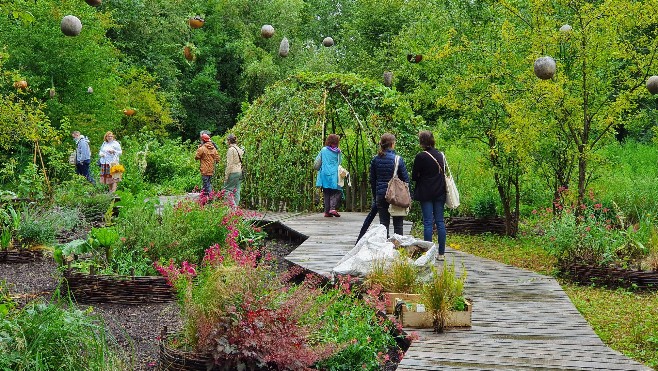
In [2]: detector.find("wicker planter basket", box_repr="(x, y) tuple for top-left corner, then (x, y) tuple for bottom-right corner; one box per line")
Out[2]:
(158, 328), (270, 371)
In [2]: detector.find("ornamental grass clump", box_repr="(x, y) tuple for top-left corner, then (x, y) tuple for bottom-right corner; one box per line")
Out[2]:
(420, 260), (467, 333)
(0, 288), (126, 370)
(364, 251), (420, 294)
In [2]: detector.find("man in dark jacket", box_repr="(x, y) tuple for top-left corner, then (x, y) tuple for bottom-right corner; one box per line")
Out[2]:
(71, 131), (95, 184)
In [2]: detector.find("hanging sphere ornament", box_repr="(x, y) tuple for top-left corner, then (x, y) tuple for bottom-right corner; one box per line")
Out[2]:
(61, 15), (82, 36)
(87, 86), (94, 94)
(13, 80), (28, 90)
(534, 56), (556, 80)
(49, 88), (56, 98)
(322, 37), (334, 47)
(261, 24), (275, 38)
(188, 16), (205, 29)
(647, 76), (658, 95)
(279, 37), (289, 57)
(559, 24), (572, 33)
(383, 71), (393, 87)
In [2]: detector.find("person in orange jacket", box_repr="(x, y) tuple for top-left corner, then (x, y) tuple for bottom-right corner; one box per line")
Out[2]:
(195, 133), (220, 195)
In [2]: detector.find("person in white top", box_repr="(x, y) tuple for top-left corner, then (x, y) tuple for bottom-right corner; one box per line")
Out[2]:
(98, 131), (123, 192)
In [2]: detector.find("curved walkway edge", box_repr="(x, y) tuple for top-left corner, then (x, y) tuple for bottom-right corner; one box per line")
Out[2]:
(258, 211), (651, 371)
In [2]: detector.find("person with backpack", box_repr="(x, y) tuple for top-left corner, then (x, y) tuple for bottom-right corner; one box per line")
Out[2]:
(223, 133), (244, 207)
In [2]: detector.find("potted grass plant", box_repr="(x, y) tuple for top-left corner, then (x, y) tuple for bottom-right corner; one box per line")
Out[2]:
(419, 260), (469, 333)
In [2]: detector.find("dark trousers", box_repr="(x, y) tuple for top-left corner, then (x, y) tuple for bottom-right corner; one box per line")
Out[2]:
(75, 159), (95, 184)
(322, 188), (341, 213)
(201, 175), (213, 194)
(376, 195), (403, 237)
(357, 201), (378, 242)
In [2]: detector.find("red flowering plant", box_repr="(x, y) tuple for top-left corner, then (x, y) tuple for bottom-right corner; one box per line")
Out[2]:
(537, 188), (653, 268)
(159, 237), (340, 370)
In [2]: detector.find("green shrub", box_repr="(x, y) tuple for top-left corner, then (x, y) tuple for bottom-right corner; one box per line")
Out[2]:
(470, 191), (499, 218)
(16, 206), (82, 247)
(53, 178), (114, 223)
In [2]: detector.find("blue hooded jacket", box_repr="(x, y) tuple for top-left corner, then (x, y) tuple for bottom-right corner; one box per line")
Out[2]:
(75, 135), (92, 163)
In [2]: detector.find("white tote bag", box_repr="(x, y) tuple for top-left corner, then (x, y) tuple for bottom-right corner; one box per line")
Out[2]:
(442, 152), (460, 209)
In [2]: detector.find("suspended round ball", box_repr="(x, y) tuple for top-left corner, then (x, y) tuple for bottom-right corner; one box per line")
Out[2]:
(322, 37), (334, 47)
(49, 88), (56, 98)
(383, 71), (393, 87)
(188, 16), (205, 29)
(61, 15), (82, 36)
(559, 24), (572, 33)
(13, 80), (28, 90)
(647, 76), (658, 95)
(534, 56), (556, 80)
(261, 24), (275, 38)
(279, 37), (290, 57)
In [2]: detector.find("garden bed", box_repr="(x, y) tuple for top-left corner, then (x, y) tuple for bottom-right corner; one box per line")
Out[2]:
(445, 216), (506, 235)
(561, 263), (658, 290)
(63, 269), (175, 305)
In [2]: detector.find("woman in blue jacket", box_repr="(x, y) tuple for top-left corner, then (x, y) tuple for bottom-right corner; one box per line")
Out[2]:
(369, 133), (409, 237)
(315, 134), (343, 217)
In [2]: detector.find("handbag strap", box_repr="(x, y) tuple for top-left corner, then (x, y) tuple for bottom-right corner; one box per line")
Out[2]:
(392, 155), (399, 178)
(233, 146), (243, 164)
(441, 152), (453, 178)
(423, 151), (443, 173)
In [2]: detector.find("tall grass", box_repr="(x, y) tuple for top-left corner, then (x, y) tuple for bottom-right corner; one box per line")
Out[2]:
(0, 298), (126, 370)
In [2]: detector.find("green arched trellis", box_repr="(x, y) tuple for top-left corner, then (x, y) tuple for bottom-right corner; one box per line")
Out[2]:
(227, 72), (424, 212)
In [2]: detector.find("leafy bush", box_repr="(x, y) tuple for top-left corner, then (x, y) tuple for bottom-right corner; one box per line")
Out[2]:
(118, 132), (199, 195)
(16, 206), (82, 247)
(160, 232), (399, 370)
(53, 178), (115, 223)
(0, 297), (125, 370)
(312, 287), (400, 371)
(540, 189), (654, 268)
(470, 190), (499, 218)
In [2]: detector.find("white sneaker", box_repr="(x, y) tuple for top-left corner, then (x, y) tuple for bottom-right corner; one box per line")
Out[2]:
(437, 254), (445, 261)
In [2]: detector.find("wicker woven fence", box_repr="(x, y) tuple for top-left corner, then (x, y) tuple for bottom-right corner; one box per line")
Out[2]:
(63, 269), (175, 305)
(0, 249), (43, 264)
(561, 263), (658, 290)
(445, 216), (507, 235)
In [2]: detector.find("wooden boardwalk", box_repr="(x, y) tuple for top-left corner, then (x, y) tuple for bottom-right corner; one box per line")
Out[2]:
(257, 211), (651, 371)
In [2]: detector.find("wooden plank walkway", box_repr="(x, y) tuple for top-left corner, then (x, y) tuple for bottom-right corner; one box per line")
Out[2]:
(257, 211), (651, 371)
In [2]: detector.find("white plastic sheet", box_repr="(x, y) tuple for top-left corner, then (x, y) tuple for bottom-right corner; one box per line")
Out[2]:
(332, 224), (438, 278)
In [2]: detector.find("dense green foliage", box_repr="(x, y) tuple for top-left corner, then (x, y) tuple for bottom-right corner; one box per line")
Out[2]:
(0, 290), (125, 371)
(228, 72), (423, 211)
